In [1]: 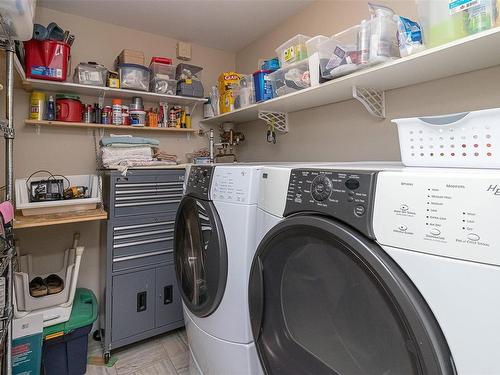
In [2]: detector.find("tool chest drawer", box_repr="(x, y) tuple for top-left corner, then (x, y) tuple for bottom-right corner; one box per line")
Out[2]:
(110, 214), (175, 272)
(107, 170), (185, 218)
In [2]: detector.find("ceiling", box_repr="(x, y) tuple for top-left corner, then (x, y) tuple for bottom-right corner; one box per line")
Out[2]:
(38, 0), (313, 52)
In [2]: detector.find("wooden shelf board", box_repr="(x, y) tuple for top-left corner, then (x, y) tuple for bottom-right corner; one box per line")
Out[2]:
(14, 208), (108, 229)
(201, 27), (500, 125)
(25, 119), (198, 133)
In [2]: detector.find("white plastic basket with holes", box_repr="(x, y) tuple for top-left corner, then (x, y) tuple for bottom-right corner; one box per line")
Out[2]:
(392, 108), (499, 168)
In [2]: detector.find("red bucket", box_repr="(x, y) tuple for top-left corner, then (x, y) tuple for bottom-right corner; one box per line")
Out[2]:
(24, 39), (70, 81)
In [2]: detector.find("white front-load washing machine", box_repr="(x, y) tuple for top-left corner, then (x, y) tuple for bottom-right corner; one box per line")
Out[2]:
(174, 164), (264, 375)
(250, 165), (500, 375)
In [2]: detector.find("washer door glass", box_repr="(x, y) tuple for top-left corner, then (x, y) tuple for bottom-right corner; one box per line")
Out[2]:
(249, 215), (454, 375)
(175, 196), (227, 317)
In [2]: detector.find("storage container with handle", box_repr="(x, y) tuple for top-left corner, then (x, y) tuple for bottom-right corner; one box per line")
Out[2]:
(392, 107), (499, 168)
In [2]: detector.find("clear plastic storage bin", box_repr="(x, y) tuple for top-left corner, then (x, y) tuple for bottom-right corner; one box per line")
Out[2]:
(150, 77), (177, 95)
(306, 35), (329, 87)
(318, 26), (361, 80)
(275, 34), (311, 68)
(119, 64), (150, 91)
(73, 63), (107, 87)
(269, 58), (310, 97)
(392, 107), (500, 168)
(150, 62), (176, 81)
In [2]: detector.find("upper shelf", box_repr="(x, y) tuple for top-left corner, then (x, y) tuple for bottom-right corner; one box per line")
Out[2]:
(13, 55), (207, 106)
(201, 27), (500, 125)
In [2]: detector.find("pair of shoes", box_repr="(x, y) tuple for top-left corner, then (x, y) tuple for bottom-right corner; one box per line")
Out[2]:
(29, 274), (64, 297)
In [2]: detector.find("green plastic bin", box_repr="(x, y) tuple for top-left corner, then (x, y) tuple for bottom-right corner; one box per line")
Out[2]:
(42, 288), (98, 375)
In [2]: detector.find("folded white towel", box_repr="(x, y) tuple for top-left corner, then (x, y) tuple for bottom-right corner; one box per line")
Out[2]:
(101, 146), (153, 166)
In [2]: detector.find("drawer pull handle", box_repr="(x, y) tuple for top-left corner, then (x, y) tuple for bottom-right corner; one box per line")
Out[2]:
(115, 188), (181, 195)
(114, 221), (175, 231)
(137, 291), (147, 312)
(115, 194), (183, 201)
(114, 228), (174, 240)
(113, 237), (173, 249)
(115, 200), (181, 208)
(164, 285), (173, 305)
(113, 249), (173, 262)
(115, 182), (183, 188)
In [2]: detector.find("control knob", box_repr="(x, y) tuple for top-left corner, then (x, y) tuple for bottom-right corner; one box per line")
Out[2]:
(311, 175), (333, 201)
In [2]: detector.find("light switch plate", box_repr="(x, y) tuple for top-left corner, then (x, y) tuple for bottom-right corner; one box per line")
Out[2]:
(177, 41), (192, 61)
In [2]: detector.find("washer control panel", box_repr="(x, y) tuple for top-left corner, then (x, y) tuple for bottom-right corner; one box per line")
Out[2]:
(211, 166), (261, 204)
(186, 165), (214, 200)
(285, 168), (377, 237)
(373, 169), (500, 266)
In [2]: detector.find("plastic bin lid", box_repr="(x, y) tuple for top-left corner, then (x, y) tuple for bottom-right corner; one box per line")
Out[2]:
(43, 288), (98, 338)
(253, 70), (274, 75)
(119, 63), (150, 71)
(55, 93), (80, 101)
(150, 57), (172, 65)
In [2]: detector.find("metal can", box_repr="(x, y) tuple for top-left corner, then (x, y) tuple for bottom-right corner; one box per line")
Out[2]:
(83, 104), (94, 123)
(101, 106), (112, 124)
(122, 105), (130, 125)
(94, 103), (101, 124)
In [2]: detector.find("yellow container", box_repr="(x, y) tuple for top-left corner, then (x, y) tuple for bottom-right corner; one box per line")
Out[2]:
(29, 91), (45, 120)
(218, 72), (242, 114)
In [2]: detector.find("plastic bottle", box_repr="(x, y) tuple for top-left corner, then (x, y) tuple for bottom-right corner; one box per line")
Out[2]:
(46, 95), (55, 121)
(185, 106), (191, 128)
(30, 91), (45, 120)
(112, 98), (122, 125)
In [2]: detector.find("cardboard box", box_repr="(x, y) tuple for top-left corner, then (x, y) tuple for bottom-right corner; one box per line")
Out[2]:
(218, 72), (243, 114)
(12, 314), (43, 375)
(115, 49), (145, 68)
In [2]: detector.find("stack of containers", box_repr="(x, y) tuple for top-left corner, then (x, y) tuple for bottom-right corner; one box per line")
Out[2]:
(269, 34), (312, 97)
(253, 59), (279, 102)
(149, 57), (177, 95)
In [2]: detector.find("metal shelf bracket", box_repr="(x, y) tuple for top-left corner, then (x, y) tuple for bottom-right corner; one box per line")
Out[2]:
(352, 86), (386, 119)
(258, 110), (289, 133)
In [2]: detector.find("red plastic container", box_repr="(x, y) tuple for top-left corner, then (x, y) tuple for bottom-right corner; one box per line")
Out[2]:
(24, 40), (70, 81)
(56, 99), (82, 122)
(150, 57), (172, 65)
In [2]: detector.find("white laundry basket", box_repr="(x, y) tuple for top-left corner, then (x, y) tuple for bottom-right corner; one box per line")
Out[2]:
(392, 108), (499, 168)
(13, 233), (83, 326)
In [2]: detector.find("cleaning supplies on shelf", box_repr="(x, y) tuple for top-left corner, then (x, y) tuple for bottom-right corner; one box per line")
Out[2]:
(29, 91), (45, 121)
(46, 95), (55, 121)
(218, 71), (243, 113)
(253, 70), (275, 102)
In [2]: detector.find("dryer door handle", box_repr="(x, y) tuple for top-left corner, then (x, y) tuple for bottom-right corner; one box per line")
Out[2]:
(249, 256), (265, 341)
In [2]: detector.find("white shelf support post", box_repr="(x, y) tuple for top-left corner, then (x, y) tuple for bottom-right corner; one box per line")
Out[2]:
(258, 110), (289, 133)
(352, 86), (386, 119)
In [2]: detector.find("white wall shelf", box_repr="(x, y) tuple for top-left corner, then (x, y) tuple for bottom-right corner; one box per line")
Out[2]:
(201, 27), (500, 127)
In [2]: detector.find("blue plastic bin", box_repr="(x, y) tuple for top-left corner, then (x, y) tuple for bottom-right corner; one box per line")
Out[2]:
(253, 70), (275, 102)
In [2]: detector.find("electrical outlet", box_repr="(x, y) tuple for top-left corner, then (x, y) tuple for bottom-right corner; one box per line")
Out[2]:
(177, 41), (192, 61)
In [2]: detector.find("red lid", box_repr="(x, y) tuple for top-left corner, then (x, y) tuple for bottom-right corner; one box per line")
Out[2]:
(150, 57), (172, 65)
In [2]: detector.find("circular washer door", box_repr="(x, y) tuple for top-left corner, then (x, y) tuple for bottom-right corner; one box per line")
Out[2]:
(174, 196), (227, 317)
(249, 215), (455, 375)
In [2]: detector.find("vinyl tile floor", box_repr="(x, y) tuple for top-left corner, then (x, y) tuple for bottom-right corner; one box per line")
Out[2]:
(86, 328), (189, 375)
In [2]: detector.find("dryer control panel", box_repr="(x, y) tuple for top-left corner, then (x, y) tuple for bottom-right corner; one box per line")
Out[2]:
(185, 165), (214, 200)
(285, 168), (377, 237)
(373, 169), (500, 266)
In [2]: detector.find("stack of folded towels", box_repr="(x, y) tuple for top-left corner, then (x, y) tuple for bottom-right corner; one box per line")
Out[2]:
(100, 135), (178, 168)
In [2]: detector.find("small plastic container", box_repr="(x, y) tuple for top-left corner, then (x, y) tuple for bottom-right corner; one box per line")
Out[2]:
(305, 35), (329, 86)
(150, 77), (177, 94)
(275, 34), (311, 68)
(318, 26), (361, 80)
(392, 107), (500, 168)
(368, 5), (400, 64)
(269, 58), (310, 97)
(42, 288), (98, 375)
(119, 63), (150, 91)
(253, 70), (274, 102)
(150, 58), (176, 80)
(416, 0), (469, 48)
(176, 63), (203, 80)
(73, 62), (107, 87)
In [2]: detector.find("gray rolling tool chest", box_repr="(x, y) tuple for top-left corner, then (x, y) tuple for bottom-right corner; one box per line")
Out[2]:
(100, 168), (185, 362)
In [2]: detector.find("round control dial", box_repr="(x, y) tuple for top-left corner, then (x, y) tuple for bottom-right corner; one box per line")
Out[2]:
(311, 175), (333, 201)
